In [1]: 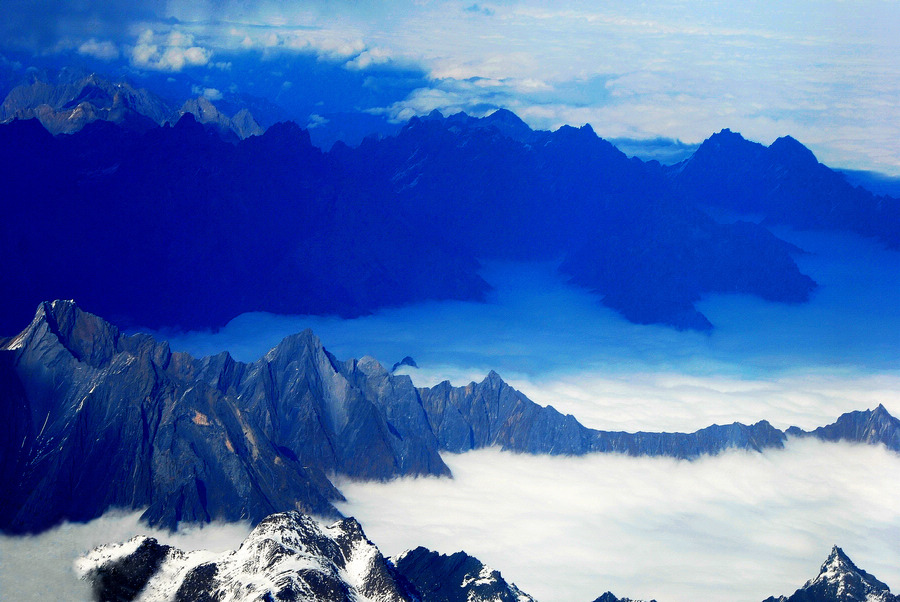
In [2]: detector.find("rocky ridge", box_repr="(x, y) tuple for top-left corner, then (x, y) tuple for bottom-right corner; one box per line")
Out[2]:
(1, 301), (898, 534)
(762, 546), (899, 602)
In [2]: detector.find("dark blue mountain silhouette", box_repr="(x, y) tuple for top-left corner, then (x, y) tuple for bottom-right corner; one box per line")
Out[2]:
(2, 109), (895, 332)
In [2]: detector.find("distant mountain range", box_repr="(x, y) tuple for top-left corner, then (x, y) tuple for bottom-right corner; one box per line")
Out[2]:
(0, 70), (263, 140)
(76, 511), (898, 602)
(2, 301), (897, 534)
(2, 73), (898, 332)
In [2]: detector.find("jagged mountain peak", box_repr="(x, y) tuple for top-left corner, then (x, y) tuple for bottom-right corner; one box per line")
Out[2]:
(763, 545), (898, 602)
(768, 134), (819, 167)
(807, 545), (892, 592)
(4, 302), (899, 534)
(264, 327), (325, 360)
(483, 369), (507, 387)
(4, 300), (120, 368)
(787, 405), (900, 452)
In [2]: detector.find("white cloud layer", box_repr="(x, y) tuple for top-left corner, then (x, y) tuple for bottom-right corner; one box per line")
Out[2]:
(336, 440), (900, 602)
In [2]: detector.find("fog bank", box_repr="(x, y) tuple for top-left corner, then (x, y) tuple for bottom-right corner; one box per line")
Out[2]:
(336, 440), (900, 602)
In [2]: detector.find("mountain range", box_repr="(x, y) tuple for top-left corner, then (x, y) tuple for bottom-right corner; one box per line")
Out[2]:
(76, 511), (535, 602)
(2, 300), (898, 534)
(3, 73), (898, 333)
(0, 70), (263, 140)
(76, 511), (898, 602)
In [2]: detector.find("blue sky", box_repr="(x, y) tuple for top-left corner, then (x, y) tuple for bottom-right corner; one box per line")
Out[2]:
(3, 0), (900, 173)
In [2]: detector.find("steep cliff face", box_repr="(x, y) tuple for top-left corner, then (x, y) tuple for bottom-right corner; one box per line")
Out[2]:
(0, 301), (446, 533)
(0, 301), (344, 532)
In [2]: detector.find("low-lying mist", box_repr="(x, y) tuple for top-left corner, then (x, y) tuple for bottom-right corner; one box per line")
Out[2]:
(336, 440), (900, 602)
(153, 227), (900, 431)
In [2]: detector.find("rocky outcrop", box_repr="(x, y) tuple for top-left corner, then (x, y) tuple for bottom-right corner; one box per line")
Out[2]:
(393, 546), (535, 602)
(762, 546), (899, 602)
(0, 71), (266, 142)
(787, 405), (900, 451)
(77, 511), (418, 602)
(0, 72), (170, 134)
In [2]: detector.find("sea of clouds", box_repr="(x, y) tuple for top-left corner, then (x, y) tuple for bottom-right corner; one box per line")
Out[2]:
(337, 440), (900, 602)
(1, 226), (898, 600)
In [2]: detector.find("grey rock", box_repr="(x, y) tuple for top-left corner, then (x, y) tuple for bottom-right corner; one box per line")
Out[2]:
(0, 73), (170, 133)
(0, 301), (444, 532)
(179, 96), (264, 140)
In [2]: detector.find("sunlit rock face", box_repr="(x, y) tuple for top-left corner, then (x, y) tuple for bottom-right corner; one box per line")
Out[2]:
(762, 546), (900, 602)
